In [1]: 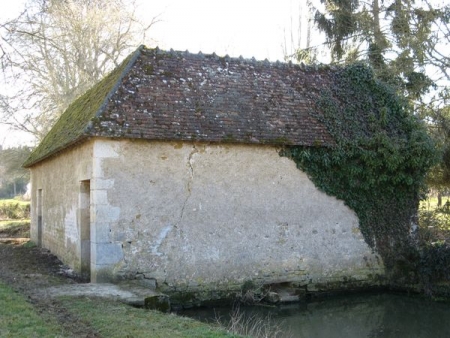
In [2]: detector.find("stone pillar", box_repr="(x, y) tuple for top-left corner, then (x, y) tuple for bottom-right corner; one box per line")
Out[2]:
(90, 141), (123, 282)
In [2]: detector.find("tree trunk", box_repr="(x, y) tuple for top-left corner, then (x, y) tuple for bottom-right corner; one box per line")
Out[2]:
(372, 1), (384, 47)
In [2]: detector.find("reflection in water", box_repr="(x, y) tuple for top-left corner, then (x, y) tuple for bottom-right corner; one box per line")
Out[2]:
(181, 293), (450, 338)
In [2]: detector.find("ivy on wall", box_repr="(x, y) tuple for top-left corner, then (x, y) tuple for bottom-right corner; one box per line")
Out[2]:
(282, 63), (438, 273)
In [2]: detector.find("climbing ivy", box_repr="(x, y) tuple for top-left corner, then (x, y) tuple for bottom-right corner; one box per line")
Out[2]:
(282, 63), (438, 272)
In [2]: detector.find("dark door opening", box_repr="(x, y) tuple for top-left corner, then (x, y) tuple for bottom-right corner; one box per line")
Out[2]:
(80, 180), (91, 281)
(37, 189), (42, 247)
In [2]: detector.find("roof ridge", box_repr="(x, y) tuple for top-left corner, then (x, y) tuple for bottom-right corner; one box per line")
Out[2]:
(141, 45), (335, 72)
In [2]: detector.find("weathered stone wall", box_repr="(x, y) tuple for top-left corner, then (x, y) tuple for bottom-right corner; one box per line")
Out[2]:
(94, 139), (385, 292)
(30, 141), (93, 272)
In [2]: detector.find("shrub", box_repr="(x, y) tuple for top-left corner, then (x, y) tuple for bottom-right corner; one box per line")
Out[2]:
(419, 243), (450, 283)
(0, 200), (30, 220)
(415, 205), (450, 295)
(418, 204), (450, 244)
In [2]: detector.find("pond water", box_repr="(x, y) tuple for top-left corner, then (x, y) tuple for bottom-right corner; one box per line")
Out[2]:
(181, 292), (450, 338)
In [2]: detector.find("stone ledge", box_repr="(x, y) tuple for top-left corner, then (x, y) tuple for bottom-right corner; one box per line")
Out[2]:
(43, 282), (168, 311)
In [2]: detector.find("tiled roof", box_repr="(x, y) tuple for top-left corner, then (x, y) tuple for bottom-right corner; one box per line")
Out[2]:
(24, 46), (336, 167)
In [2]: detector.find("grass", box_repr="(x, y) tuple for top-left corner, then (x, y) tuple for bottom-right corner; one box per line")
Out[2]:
(0, 282), (63, 337)
(0, 220), (30, 237)
(0, 219), (30, 228)
(218, 306), (289, 338)
(0, 199), (30, 206)
(420, 197), (450, 211)
(59, 297), (240, 338)
(0, 283), (240, 337)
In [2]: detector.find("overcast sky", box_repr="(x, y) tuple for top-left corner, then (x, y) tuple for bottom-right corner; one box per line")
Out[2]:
(145, 0), (313, 60)
(1, 0), (312, 60)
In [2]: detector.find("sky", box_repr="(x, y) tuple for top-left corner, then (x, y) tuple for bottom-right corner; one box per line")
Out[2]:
(0, 0), (316, 148)
(145, 0), (312, 61)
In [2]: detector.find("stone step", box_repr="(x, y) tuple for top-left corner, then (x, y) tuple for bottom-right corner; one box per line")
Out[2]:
(44, 283), (170, 311)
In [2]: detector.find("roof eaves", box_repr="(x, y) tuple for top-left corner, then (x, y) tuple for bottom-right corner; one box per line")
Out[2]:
(23, 135), (89, 168)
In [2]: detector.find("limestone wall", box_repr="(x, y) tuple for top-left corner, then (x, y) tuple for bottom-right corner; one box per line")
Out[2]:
(94, 139), (385, 291)
(30, 141), (93, 272)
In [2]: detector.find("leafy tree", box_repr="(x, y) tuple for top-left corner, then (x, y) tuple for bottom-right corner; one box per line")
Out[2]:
(304, 0), (450, 189)
(308, 0), (447, 99)
(0, 0), (158, 140)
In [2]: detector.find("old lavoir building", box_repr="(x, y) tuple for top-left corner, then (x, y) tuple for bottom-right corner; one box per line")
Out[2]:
(24, 46), (386, 301)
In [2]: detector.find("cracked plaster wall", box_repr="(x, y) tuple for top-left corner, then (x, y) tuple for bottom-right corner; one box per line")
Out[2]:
(98, 139), (385, 291)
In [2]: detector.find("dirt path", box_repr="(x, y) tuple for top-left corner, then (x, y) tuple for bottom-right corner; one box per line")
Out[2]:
(0, 226), (100, 337)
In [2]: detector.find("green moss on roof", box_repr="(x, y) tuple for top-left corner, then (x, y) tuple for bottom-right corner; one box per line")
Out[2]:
(23, 49), (140, 167)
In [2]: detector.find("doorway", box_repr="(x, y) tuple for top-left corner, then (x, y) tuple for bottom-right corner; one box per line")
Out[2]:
(79, 180), (91, 281)
(37, 189), (42, 247)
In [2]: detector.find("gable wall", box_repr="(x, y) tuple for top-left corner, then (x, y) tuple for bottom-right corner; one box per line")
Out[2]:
(30, 141), (93, 272)
(93, 139), (385, 292)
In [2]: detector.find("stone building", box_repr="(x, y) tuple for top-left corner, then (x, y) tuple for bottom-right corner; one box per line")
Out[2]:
(24, 46), (384, 298)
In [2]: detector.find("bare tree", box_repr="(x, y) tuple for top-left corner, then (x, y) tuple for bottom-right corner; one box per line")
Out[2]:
(282, 1), (315, 62)
(281, 0), (330, 64)
(0, 0), (158, 140)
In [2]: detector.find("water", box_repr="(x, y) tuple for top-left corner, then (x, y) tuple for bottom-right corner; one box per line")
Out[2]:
(181, 293), (450, 338)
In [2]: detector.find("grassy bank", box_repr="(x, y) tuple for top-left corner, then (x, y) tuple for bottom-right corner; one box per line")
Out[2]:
(0, 198), (31, 238)
(0, 282), (62, 337)
(60, 297), (238, 338)
(0, 281), (238, 337)
(0, 220), (30, 237)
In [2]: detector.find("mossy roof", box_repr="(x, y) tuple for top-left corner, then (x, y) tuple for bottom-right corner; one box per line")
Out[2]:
(23, 49), (141, 167)
(24, 46), (336, 167)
